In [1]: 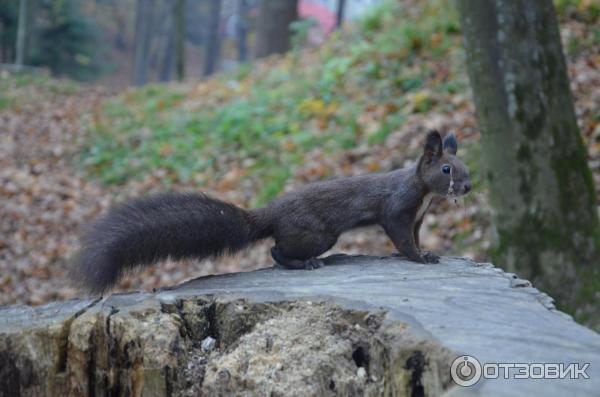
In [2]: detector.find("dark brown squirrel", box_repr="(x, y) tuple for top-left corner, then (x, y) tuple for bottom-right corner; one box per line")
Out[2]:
(75, 130), (471, 293)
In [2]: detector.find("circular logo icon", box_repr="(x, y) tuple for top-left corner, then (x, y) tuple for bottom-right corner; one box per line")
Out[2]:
(451, 355), (482, 387)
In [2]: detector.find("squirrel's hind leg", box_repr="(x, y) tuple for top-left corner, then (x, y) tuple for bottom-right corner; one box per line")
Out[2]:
(271, 247), (324, 270)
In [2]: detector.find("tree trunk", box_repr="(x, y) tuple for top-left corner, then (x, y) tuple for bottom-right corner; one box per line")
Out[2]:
(203, 0), (221, 76)
(132, 0), (155, 86)
(113, 1), (127, 51)
(174, 0), (186, 81)
(0, 20), (5, 63)
(15, 0), (28, 67)
(236, 0), (248, 62)
(160, 14), (175, 82)
(336, 0), (346, 29)
(456, 0), (600, 327)
(253, 0), (298, 58)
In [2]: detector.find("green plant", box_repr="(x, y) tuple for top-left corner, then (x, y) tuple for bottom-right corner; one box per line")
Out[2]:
(83, 0), (470, 206)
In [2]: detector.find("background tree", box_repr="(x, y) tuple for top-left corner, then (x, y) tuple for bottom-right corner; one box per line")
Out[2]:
(132, 0), (155, 86)
(159, 0), (175, 82)
(15, 0), (27, 67)
(174, 0), (186, 81)
(203, 0), (221, 76)
(236, 0), (248, 62)
(28, 0), (101, 80)
(112, 0), (127, 51)
(336, 0), (346, 29)
(456, 0), (600, 326)
(0, 1), (18, 63)
(1, 0), (101, 78)
(253, 0), (298, 58)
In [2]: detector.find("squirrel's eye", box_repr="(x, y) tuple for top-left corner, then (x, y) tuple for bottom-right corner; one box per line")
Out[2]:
(442, 165), (451, 174)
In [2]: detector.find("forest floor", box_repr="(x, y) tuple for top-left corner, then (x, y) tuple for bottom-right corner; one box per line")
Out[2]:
(1, 0), (599, 305)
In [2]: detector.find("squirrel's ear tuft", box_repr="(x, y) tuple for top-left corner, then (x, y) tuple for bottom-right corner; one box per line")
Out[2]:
(423, 130), (443, 163)
(443, 132), (458, 155)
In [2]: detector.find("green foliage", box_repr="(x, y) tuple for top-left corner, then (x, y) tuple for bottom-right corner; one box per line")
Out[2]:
(555, 0), (600, 22)
(83, 0), (467, 205)
(30, 0), (103, 81)
(290, 18), (317, 52)
(0, 0), (103, 81)
(0, 0), (18, 61)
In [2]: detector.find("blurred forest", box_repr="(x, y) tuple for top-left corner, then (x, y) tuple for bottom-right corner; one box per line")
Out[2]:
(0, 0), (374, 84)
(1, 0), (599, 327)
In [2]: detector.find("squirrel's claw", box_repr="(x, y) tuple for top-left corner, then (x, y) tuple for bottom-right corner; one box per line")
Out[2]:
(392, 252), (427, 264)
(304, 258), (325, 270)
(422, 252), (440, 264)
(392, 251), (440, 264)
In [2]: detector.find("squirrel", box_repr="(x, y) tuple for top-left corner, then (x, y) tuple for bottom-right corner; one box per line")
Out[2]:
(75, 130), (471, 293)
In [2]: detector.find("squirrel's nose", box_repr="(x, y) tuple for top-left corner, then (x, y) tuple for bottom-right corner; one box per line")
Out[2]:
(464, 182), (472, 193)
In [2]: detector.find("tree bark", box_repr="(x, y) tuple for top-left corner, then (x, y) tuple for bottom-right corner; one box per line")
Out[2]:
(253, 0), (298, 58)
(174, 0), (186, 81)
(336, 0), (346, 29)
(157, 0), (175, 82)
(132, 0), (155, 86)
(160, 19), (175, 82)
(113, 0), (127, 51)
(15, 0), (28, 67)
(236, 0), (248, 62)
(0, 20), (5, 63)
(203, 0), (221, 76)
(456, 0), (600, 326)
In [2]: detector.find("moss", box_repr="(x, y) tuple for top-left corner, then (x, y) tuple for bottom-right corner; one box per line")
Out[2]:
(559, 262), (600, 327)
(459, 0), (600, 330)
(513, 86), (546, 140)
(515, 144), (531, 162)
(552, 150), (596, 211)
(494, 215), (543, 277)
(495, 205), (600, 324)
(517, 168), (533, 205)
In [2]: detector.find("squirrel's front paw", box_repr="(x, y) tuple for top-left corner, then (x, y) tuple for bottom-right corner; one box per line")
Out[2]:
(402, 253), (427, 264)
(304, 258), (324, 270)
(422, 252), (440, 263)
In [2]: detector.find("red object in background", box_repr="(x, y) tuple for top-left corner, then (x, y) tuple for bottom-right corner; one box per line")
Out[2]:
(299, 0), (337, 34)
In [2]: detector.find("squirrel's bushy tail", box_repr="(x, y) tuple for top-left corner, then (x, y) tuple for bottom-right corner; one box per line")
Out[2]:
(75, 193), (271, 294)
